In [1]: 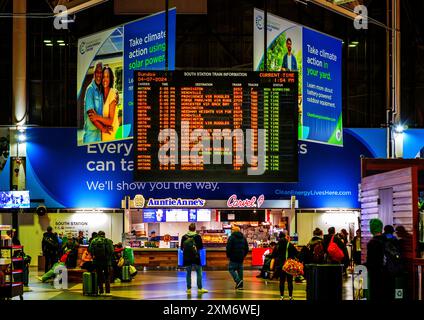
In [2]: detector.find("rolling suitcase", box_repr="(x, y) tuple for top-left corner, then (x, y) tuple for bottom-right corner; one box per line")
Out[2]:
(122, 266), (131, 282)
(123, 248), (135, 265)
(83, 272), (98, 296)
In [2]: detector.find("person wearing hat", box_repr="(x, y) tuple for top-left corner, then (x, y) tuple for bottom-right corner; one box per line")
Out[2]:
(366, 218), (387, 301)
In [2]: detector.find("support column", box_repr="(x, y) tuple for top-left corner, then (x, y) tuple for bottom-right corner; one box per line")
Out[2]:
(12, 0), (27, 236)
(12, 0), (27, 126)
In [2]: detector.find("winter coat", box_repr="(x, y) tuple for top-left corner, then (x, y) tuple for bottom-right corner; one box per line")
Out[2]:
(226, 231), (249, 263)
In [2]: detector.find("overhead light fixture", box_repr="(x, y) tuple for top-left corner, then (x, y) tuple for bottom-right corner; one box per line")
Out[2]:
(45, 43), (53, 46)
(394, 124), (407, 134)
(59, 43), (66, 46)
(57, 40), (64, 43)
(43, 40), (51, 43)
(348, 44), (357, 48)
(351, 41), (359, 45)
(17, 133), (26, 143)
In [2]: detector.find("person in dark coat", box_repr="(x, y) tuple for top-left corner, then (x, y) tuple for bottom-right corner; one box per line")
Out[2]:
(226, 225), (249, 290)
(323, 227), (349, 270)
(42, 226), (60, 273)
(180, 223), (208, 294)
(366, 218), (387, 301)
(271, 232), (298, 300)
(304, 227), (325, 264)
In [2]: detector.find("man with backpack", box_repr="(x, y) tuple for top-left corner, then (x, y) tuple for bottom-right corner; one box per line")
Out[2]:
(42, 226), (59, 273)
(226, 225), (249, 290)
(366, 218), (387, 301)
(383, 224), (403, 300)
(88, 230), (114, 295)
(180, 223), (208, 294)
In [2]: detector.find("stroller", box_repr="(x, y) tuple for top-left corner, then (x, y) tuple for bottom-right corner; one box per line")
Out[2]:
(257, 254), (274, 279)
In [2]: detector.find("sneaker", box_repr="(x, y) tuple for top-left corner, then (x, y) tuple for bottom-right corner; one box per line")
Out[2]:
(235, 280), (243, 289)
(186, 289), (192, 294)
(37, 276), (44, 282)
(280, 296), (285, 300)
(236, 287), (244, 291)
(198, 288), (208, 293)
(289, 296), (294, 301)
(104, 293), (112, 296)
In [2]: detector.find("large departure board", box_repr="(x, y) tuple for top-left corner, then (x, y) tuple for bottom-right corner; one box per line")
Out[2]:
(134, 71), (298, 182)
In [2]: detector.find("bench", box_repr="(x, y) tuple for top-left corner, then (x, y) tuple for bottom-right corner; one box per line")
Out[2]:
(67, 246), (88, 282)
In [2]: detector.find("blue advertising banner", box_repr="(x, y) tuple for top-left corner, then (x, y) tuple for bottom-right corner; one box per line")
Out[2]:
(253, 8), (343, 146)
(77, 9), (176, 146)
(302, 28), (342, 145)
(123, 9), (176, 138)
(24, 128), (385, 209)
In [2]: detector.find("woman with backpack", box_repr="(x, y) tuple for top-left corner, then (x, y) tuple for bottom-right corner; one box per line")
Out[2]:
(271, 231), (298, 300)
(305, 228), (325, 264)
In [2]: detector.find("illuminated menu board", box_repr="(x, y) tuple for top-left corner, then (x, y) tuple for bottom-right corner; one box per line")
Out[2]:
(134, 71), (298, 182)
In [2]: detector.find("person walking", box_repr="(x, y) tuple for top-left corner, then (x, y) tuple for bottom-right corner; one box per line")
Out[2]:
(180, 223), (208, 294)
(226, 225), (249, 290)
(89, 230), (114, 295)
(42, 226), (60, 274)
(271, 231), (298, 300)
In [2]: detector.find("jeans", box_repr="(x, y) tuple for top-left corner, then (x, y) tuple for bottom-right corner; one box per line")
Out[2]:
(96, 264), (111, 294)
(229, 261), (243, 284)
(186, 264), (203, 289)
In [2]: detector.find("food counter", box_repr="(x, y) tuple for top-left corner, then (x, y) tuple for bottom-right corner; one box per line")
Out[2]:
(133, 248), (254, 269)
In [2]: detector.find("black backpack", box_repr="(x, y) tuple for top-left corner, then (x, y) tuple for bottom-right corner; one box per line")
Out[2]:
(43, 234), (58, 254)
(183, 235), (198, 261)
(91, 237), (109, 261)
(383, 238), (402, 275)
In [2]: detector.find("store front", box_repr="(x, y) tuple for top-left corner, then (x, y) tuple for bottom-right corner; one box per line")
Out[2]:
(121, 194), (298, 269)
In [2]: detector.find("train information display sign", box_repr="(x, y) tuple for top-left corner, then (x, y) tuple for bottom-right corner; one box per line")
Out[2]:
(134, 71), (298, 182)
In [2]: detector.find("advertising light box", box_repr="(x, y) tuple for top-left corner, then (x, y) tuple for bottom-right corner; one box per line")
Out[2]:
(142, 208), (211, 222)
(254, 8), (343, 146)
(77, 9), (176, 146)
(0, 191), (30, 208)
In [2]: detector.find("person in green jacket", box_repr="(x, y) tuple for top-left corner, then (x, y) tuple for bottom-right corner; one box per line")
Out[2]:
(88, 231), (114, 295)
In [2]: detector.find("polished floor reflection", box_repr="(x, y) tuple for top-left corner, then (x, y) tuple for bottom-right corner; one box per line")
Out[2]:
(18, 267), (353, 300)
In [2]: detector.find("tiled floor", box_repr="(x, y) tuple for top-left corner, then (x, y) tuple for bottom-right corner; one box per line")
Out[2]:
(13, 267), (355, 300)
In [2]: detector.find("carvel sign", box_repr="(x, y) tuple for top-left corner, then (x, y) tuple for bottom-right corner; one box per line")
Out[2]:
(227, 194), (265, 208)
(21, 128), (386, 209)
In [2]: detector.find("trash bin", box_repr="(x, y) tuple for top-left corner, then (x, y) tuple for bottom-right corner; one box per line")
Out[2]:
(305, 264), (343, 301)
